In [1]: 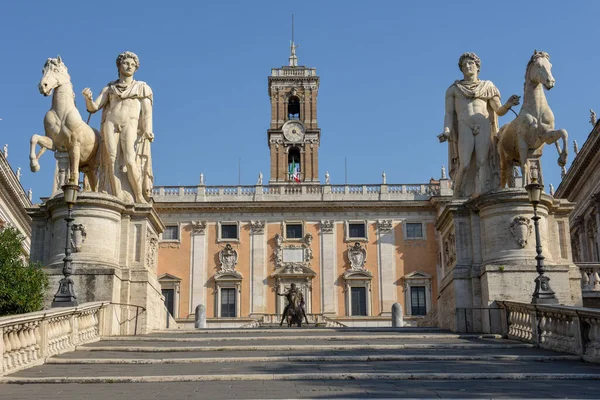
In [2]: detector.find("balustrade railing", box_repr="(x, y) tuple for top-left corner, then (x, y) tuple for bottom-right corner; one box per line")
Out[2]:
(1, 302), (109, 376)
(578, 263), (600, 291)
(151, 182), (447, 202)
(499, 301), (600, 363)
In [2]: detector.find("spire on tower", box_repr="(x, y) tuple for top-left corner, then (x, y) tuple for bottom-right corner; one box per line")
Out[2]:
(289, 14), (298, 67)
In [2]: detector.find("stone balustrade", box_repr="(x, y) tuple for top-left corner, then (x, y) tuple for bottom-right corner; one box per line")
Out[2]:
(271, 68), (317, 77)
(152, 182), (449, 203)
(0, 302), (110, 376)
(578, 262), (600, 291)
(499, 301), (600, 363)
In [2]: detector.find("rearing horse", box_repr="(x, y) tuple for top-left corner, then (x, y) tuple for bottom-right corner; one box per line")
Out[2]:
(497, 50), (568, 187)
(30, 56), (100, 189)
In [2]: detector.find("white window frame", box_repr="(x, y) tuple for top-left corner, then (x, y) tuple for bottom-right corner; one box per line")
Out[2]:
(403, 271), (432, 317)
(218, 221), (240, 243)
(404, 221), (425, 240)
(282, 221), (305, 241)
(345, 220), (368, 242)
(344, 278), (372, 317)
(215, 280), (241, 318)
(160, 223), (181, 243)
(158, 273), (181, 319)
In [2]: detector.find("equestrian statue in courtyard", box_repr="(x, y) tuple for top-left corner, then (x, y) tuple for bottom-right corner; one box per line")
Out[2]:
(278, 283), (309, 327)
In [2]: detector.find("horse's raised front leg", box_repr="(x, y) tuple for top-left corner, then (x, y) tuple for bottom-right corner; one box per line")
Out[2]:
(541, 128), (569, 168)
(30, 134), (54, 172)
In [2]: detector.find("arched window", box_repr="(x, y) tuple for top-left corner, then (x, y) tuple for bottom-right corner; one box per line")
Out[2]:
(288, 96), (300, 120)
(288, 147), (301, 182)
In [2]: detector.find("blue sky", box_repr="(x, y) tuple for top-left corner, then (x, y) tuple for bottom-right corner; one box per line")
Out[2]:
(1, 1), (599, 201)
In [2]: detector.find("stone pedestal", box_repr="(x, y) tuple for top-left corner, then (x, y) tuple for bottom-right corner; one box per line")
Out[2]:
(28, 192), (166, 334)
(435, 189), (582, 333)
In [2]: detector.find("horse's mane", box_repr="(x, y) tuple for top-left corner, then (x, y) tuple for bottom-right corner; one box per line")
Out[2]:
(43, 58), (69, 74)
(524, 51), (550, 88)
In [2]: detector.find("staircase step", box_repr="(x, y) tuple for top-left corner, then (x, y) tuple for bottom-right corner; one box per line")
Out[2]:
(46, 354), (582, 364)
(4, 372), (600, 384)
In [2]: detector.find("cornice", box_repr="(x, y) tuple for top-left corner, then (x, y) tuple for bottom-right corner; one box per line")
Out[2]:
(555, 121), (600, 200)
(0, 151), (32, 235)
(154, 199), (436, 214)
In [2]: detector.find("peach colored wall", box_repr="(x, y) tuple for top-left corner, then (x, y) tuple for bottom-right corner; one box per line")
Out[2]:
(335, 222), (381, 316)
(395, 222), (439, 308)
(265, 223), (281, 314)
(156, 217), (440, 320)
(157, 224), (191, 319)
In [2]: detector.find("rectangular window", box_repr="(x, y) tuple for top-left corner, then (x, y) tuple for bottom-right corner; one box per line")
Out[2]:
(220, 288), (236, 317)
(285, 223), (303, 239)
(162, 225), (179, 241)
(406, 223), (423, 239)
(348, 222), (366, 239)
(220, 224), (238, 240)
(351, 287), (367, 316)
(411, 286), (427, 316)
(162, 289), (175, 317)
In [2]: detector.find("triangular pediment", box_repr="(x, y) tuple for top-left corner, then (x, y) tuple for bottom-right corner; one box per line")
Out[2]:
(158, 273), (182, 282)
(404, 270), (432, 280)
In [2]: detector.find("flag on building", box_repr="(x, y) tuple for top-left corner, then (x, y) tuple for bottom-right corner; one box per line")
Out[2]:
(289, 161), (301, 183)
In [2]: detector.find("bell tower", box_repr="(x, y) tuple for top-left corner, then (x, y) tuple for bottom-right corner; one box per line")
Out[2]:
(268, 37), (320, 184)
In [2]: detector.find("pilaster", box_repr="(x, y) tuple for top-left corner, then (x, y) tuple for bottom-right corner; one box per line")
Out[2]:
(250, 220), (267, 315)
(320, 220), (337, 315)
(190, 221), (207, 314)
(377, 220), (396, 316)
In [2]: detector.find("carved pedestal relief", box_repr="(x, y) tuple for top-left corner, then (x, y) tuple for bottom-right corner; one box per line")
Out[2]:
(71, 223), (87, 253)
(444, 233), (456, 269)
(145, 231), (158, 273)
(509, 216), (532, 248)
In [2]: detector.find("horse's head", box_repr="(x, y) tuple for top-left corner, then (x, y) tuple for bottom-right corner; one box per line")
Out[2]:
(39, 56), (70, 96)
(526, 50), (555, 90)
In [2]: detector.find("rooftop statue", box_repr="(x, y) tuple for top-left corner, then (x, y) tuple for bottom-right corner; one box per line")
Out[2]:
(83, 51), (154, 203)
(497, 50), (568, 187)
(439, 52), (520, 198)
(30, 56), (101, 189)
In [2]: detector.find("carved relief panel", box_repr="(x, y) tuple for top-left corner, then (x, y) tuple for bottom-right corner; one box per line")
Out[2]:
(509, 216), (532, 248)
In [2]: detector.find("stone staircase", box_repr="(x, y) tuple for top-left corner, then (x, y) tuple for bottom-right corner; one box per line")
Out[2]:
(3, 326), (600, 399)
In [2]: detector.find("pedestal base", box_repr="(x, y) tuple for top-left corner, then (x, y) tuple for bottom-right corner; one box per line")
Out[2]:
(435, 189), (582, 333)
(29, 192), (166, 334)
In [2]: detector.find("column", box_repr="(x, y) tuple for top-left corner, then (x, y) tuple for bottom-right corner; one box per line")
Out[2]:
(377, 220), (396, 316)
(320, 220), (337, 316)
(250, 221), (267, 315)
(190, 221), (207, 315)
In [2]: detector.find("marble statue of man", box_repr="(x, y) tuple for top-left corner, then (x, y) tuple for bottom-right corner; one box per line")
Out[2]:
(438, 53), (520, 197)
(82, 51), (154, 203)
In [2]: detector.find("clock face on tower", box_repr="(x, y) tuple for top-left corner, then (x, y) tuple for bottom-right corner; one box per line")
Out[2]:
(282, 121), (305, 142)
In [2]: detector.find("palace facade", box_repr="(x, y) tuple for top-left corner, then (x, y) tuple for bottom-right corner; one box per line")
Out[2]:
(556, 118), (600, 307)
(153, 47), (453, 327)
(0, 145), (32, 256)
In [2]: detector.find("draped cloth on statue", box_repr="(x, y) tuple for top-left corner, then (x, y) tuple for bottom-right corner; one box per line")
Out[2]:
(447, 80), (501, 196)
(99, 80), (154, 203)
